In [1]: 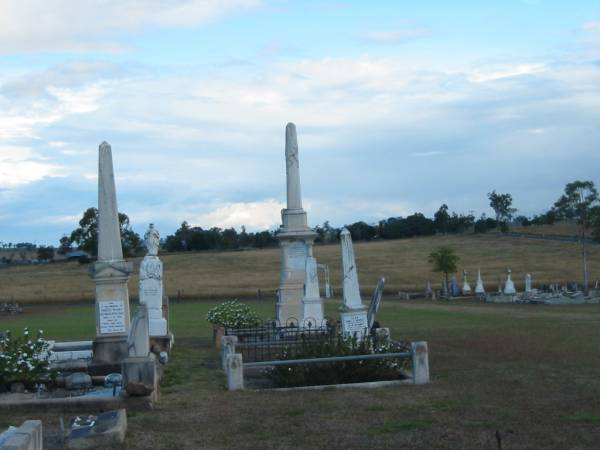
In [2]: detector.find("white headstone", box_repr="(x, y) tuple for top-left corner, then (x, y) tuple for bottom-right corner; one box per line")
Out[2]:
(504, 268), (516, 294)
(301, 256), (324, 327)
(462, 269), (472, 294)
(525, 273), (532, 293)
(139, 224), (168, 336)
(127, 305), (150, 357)
(340, 228), (368, 338)
(474, 269), (485, 294)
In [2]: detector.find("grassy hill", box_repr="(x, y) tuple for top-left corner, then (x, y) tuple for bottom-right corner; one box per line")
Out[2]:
(0, 233), (598, 304)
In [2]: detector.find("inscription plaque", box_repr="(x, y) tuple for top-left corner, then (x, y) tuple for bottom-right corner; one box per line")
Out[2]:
(99, 300), (126, 334)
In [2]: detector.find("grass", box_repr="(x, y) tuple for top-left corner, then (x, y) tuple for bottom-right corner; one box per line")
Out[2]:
(1, 233), (599, 304)
(2, 299), (600, 449)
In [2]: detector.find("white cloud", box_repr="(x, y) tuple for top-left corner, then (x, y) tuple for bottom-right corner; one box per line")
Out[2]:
(0, 145), (65, 187)
(468, 64), (546, 83)
(583, 21), (600, 33)
(0, 0), (262, 53)
(360, 28), (430, 44)
(191, 199), (284, 230)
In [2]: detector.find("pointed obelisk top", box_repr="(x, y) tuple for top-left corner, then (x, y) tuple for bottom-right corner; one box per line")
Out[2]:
(97, 141), (124, 262)
(285, 122), (302, 210)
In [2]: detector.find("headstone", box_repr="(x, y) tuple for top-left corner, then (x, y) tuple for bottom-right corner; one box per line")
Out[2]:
(318, 263), (332, 298)
(474, 269), (485, 295)
(122, 305), (157, 397)
(367, 278), (385, 330)
(425, 281), (433, 299)
(127, 305), (150, 357)
(301, 256), (324, 327)
(139, 224), (168, 337)
(90, 142), (132, 373)
(525, 273), (532, 293)
(339, 228), (368, 338)
(461, 270), (472, 294)
(226, 353), (244, 391)
(504, 268), (516, 294)
(450, 275), (460, 297)
(411, 341), (430, 385)
(276, 123), (319, 323)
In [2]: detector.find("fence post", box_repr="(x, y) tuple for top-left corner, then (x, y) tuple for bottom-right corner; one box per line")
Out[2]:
(221, 335), (237, 371)
(411, 341), (430, 385)
(226, 353), (244, 391)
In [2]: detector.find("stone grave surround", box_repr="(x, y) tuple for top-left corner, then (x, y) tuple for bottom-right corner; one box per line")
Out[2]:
(276, 123), (323, 324)
(90, 142), (133, 375)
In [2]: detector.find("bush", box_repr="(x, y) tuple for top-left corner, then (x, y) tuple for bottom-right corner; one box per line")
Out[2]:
(206, 300), (261, 328)
(0, 328), (54, 388)
(265, 334), (410, 387)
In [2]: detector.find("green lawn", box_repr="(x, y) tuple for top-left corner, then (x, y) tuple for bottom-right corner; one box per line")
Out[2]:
(2, 299), (600, 449)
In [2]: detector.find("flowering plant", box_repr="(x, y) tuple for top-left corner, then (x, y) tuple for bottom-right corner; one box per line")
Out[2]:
(206, 300), (261, 328)
(0, 327), (53, 388)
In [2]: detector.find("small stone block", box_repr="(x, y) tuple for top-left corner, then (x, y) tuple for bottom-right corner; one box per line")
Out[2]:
(411, 341), (430, 385)
(226, 353), (244, 391)
(3, 433), (30, 450)
(122, 355), (157, 396)
(65, 372), (92, 390)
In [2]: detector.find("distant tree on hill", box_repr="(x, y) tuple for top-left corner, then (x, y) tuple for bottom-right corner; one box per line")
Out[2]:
(553, 180), (599, 293)
(57, 235), (72, 255)
(37, 246), (55, 261)
(434, 204), (450, 233)
(488, 191), (517, 232)
(429, 246), (459, 297)
(68, 207), (143, 257)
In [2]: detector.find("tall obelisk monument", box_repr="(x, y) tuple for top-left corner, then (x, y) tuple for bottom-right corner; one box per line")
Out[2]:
(90, 141), (133, 373)
(276, 123), (320, 324)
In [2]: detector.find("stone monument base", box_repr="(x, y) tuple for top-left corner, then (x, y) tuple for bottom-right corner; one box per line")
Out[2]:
(301, 298), (324, 328)
(150, 333), (175, 354)
(340, 309), (368, 339)
(122, 354), (158, 398)
(89, 336), (129, 376)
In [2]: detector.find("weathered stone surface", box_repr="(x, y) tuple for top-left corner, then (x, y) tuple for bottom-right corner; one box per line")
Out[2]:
(367, 278), (385, 330)
(127, 305), (150, 357)
(122, 355), (157, 396)
(340, 228), (363, 310)
(411, 341), (430, 385)
(474, 269), (485, 295)
(461, 270), (472, 294)
(221, 335), (237, 371)
(65, 409), (126, 449)
(226, 353), (244, 391)
(139, 224), (168, 337)
(65, 373), (92, 390)
(1, 420), (42, 450)
(504, 268), (516, 294)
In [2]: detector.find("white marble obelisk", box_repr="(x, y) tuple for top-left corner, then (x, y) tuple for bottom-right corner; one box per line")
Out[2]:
(90, 142), (133, 373)
(474, 269), (486, 295)
(301, 256), (324, 327)
(276, 123), (319, 324)
(525, 273), (532, 293)
(504, 268), (516, 294)
(139, 224), (168, 337)
(339, 228), (368, 338)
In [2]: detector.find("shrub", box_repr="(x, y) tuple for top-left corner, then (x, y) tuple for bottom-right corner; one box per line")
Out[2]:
(0, 328), (54, 388)
(206, 300), (261, 328)
(265, 334), (410, 387)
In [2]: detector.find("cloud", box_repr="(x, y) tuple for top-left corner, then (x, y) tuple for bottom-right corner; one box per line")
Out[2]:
(467, 64), (547, 83)
(190, 199), (285, 230)
(0, 0), (262, 54)
(583, 21), (600, 33)
(359, 28), (430, 44)
(0, 145), (65, 187)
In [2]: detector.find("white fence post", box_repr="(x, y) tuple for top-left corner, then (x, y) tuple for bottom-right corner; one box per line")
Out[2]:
(411, 341), (430, 385)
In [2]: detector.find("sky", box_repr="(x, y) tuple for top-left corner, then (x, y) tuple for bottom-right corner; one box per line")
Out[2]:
(1, 0), (599, 246)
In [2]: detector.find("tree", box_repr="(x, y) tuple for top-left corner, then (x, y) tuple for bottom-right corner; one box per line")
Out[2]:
(57, 235), (73, 255)
(553, 180), (599, 293)
(434, 204), (450, 233)
(488, 190), (517, 231)
(68, 207), (143, 258)
(36, 246), (55, 262)
(428, 246), (459, 297)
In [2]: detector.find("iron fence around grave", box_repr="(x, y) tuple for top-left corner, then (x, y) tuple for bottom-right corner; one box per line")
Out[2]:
(224, 318), (337, 363)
